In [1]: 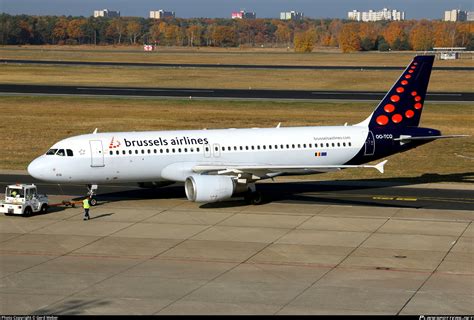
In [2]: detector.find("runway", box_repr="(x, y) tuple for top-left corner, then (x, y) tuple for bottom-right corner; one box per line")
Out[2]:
(2, 59), (473, 71)
(0, 173), (472, 315)
(1, 84), (473, 102)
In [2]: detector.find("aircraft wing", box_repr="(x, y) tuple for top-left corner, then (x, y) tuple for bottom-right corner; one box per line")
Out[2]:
(192, 160), (388, 178)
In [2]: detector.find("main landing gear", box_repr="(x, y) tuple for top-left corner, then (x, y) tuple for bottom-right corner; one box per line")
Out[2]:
(86, 184), (98, 206)
(244, 183), (264, 205)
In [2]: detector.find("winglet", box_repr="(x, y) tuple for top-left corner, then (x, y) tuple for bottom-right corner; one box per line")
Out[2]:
(93, 128), (98, 134)
(375, 160), (388, 174)
(276, 122), (281, 128)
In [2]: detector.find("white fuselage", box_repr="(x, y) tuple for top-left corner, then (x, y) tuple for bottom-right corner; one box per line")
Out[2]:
(28, 125), (369, 184)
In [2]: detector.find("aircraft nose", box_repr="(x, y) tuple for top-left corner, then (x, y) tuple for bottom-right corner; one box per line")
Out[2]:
(27, 157), (46, 180)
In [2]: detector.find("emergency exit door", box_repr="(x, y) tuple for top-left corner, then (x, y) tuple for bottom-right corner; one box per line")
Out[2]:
(89, 140), (105, 167)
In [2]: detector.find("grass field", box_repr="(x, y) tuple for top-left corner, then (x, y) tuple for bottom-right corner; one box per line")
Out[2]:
(1, 96), (472, 183)
(1, 64), (472, 92)
(1, 45), (473, 67)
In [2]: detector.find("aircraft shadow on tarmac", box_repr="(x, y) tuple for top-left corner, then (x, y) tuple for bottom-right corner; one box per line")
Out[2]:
(80, 171), (473, 210)
(33, 299), (110, 315)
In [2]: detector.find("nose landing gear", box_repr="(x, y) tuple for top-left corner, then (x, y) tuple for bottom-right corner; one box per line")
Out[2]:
(86, 184), (98, 206)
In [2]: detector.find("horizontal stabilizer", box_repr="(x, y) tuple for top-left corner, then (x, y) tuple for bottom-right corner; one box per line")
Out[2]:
(394, 135), (469, 142)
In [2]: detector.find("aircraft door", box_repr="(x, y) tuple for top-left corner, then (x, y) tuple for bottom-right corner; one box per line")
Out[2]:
(364, 131), (375, 156)
(89, 140), (105, 167)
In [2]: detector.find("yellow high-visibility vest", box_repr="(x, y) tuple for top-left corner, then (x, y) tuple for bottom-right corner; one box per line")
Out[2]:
(83, 198), (90, 209)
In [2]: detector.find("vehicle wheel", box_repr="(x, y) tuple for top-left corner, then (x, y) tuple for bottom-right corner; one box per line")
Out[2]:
(24, 207), (32, 217)
(40, 204), (48, 214)
(89, 198), (97, 206)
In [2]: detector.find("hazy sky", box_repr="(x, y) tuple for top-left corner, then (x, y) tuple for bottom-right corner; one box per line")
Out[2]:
(1, 0), (472, 19)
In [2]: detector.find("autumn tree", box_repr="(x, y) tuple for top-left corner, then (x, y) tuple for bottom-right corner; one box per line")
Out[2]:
(106, 17), (125, 44)
(126, 20), (142, 44)
(52, 17), (68, 43)
(338, 23), (361, 53)
(410, 20), (434, 51)
(275, 24), (291, 46)
(294, 28), (316, 53)
(212, 25), (236, 47)
(186, 25), (202, 46)
(67, 18), (86, 44)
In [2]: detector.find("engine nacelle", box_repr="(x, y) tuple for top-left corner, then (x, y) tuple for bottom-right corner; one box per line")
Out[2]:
(185, 175), (235, 203)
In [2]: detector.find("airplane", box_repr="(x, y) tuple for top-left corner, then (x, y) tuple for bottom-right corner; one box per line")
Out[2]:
(27, 55), (466, 205)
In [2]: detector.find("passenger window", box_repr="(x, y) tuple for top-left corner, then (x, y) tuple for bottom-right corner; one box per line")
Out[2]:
(66, 149), (73, 156)
(135, 150), (138, 154)
(298, 144), (301, 148)
(184, 148), (188, 152)
(123, 150), (126, 155)
(148, 149), (151, 154)
(129, 150), (132, 154)
(222, 147), (225, 151)
(251, 146), (255, 150)
(349, 142), (352, 146)
(46, 149), (57, 155)
(154, 149), (157, 153)
(337, 143), (340, 147)
(234, 146), (237, 151)
(245, 146), (249, 150)
(343, 142), (346, 147)
(257, 146), (260, 150)
(292, 144), (295, 149)
(326, 143), (329, 147)
(196, 148), (200, 152)
(263, 145), (266, 150)
(141, 149), (145, 154)
(109, 151), (113, 155)
(56, 149), (65, 156)
(240, 146), (243, 150)
(116, 150), (119, 155)
(332, 143), (335, 147)
(160, 149), (163, 153)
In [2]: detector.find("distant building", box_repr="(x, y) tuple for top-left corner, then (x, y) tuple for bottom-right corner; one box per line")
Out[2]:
(348, 8), (405, 22)
(348, 10), (362, 21)
(150, 10), (175, 19)
(280, 11), (304, 21)
(444, 9), (467, 21)
(468, 11), (474, 21)
(93, 9), (120, 18)
(231, 10), (256, 19)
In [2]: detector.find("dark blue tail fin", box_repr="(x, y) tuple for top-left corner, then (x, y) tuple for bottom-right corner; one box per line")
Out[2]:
(366, 55), (434, 129)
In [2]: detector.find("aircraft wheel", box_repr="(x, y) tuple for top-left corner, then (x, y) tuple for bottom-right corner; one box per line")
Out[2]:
(245, 191), (264, 205)
(89, 197), (98, 206)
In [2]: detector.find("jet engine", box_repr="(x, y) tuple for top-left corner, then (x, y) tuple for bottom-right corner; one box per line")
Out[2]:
(185, 175), (235, 202)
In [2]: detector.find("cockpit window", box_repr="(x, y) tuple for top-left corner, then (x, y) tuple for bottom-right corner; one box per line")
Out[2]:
(56, 149), (65, 156)
(46, 149), (57, 155)
(66, 149), (73, 157)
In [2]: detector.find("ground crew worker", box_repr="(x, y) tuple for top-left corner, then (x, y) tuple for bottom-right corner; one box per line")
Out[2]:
(11, 190), (17, 197)
(83, 196), (91, 220)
